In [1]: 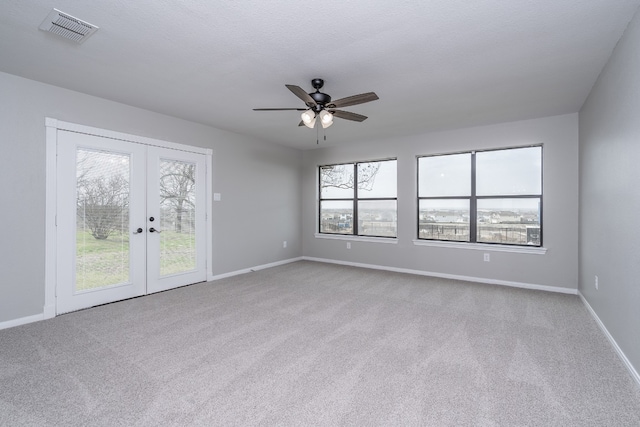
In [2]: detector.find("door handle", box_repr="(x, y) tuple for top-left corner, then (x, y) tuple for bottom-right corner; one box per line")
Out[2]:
(133, 228), (143, 234)
(149, 227), (162, 233)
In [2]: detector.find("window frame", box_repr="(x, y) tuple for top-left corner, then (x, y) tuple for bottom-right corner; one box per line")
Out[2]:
(318, 158), (398, 239)
(417, 145), (543, 247)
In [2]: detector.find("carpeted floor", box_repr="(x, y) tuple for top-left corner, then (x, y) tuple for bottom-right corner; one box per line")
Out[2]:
(1, 260), (639, 426)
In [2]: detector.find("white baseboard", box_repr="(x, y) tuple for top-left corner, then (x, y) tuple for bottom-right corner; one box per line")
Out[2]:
(302, 256), (578, 295)
(0, 313), (44, 331)
(578, 291), (640, 388)
(207, 257), (303, 282)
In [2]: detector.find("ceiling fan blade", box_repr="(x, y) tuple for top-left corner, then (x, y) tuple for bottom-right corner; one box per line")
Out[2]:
(285, 84), (317, 107)
(329, 92), (379, 108)
(330, 110), (368, 122)
(253, 108), (307, 111)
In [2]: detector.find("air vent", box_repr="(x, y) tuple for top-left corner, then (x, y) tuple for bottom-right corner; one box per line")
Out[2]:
(39, 9), (98, 44)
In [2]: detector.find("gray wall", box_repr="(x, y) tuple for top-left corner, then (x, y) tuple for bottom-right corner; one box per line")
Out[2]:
(579, 9), (640, 374)
(303, 114), (579, 290)
(0, 71), (302, 323)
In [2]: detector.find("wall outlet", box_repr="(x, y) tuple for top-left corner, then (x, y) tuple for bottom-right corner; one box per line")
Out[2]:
(346, 242), (351, 249)
(595, 275), (598, 290)
(483, 253), (490, 262)
(283, 241), (287, 248)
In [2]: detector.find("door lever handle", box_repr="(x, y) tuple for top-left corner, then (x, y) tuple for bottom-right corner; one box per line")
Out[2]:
(133, 228), (143, 234)
(149, 227), (162, 233)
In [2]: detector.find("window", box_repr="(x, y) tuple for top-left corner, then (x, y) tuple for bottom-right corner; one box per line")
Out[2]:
(418, 146), (542, 246)
(319, 159), (397, 238)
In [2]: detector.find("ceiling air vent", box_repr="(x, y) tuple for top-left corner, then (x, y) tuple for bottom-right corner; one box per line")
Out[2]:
(39, 9), (98, 44)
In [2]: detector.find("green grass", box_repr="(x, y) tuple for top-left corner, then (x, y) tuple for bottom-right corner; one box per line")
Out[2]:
(76, 230), (130, 291)
(159, 230), (196, 276)
(75, 229), (196, 290)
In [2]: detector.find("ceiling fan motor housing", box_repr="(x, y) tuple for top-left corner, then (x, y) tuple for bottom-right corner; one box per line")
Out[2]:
(310, 91), (331, 111)
(309, 78), (331, 111)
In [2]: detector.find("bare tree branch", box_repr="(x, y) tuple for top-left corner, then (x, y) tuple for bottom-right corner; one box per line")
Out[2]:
(320, 163), (381, 191)
(77, 175), (129, 240)
(159, 163), (196, 233)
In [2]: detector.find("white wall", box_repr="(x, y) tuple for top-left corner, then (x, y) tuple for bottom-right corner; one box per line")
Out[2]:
(579, 8), (640, 375)
(0, 71), (302, 324)
(303, 114), (579, 291)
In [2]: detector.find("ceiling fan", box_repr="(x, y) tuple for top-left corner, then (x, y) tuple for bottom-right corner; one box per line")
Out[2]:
(253, 78), (379, 128)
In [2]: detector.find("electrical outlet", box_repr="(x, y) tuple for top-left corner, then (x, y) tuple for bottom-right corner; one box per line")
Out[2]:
(483, 253), (490, 262)
(595, 275), (598, 290)
(283, 241), (287, 248)
(346, 242), (351, 249)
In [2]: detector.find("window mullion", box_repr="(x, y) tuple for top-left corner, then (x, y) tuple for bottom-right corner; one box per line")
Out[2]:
(353, 163), (358, 235)
(318, 167), (322, 234)
(470, 152), (477, 243)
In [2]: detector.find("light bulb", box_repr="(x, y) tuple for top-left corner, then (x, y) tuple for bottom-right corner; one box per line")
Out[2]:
(303, 117), (316, 128)
(319, 110), (333, 128)
(301, 110), (315, 125)
(320, 110), (333, 124)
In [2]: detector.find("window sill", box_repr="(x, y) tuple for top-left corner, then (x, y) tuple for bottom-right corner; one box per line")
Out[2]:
(412, 239), (547, 254)
(315, 233), (398, 244)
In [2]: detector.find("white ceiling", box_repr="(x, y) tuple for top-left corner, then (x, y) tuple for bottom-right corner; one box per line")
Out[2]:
(1, 1), (639, 150)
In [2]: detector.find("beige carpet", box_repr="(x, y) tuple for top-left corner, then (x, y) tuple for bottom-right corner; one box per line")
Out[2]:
(1, 260), (639, 426)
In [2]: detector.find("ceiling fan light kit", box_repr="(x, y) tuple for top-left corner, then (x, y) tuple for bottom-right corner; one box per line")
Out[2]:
(253, 78), (379, 131)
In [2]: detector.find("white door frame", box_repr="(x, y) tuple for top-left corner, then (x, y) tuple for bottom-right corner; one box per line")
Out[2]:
(44, 118), (213, 318)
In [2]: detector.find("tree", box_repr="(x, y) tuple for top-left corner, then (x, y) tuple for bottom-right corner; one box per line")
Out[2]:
(320, 162), (381, 191)
(159, 163), (195, 233)
(77, 175), (129, 240)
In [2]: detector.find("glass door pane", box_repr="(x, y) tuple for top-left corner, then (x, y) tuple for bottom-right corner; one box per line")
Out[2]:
(76, 149), (131, 290)
(158, 159), (197, 276)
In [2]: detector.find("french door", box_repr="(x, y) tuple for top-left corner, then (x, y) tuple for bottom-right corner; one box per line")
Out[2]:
(56, 130), (207, 314)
